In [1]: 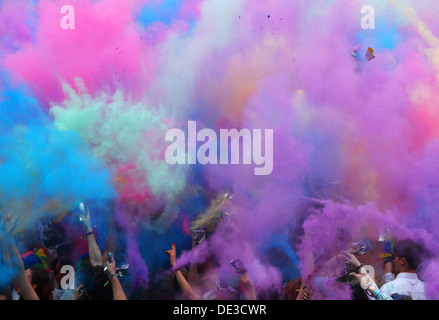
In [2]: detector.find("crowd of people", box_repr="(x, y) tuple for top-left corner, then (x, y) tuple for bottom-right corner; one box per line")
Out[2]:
(0, 203), (429, 301)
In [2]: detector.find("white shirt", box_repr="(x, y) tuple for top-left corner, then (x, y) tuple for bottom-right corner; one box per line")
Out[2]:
(380, 272), (426, 300)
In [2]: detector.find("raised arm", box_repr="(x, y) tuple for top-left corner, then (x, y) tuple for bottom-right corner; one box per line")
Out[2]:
(166, 243), (201, 300)
(1, 212), (39, 300)
(340, 250), (365, 272)
(6, 236), (39, 300)
(103, 252), (127, 300)
(79, 205), (103, 266)
(239, 272), (257, 300)
(383, 259), (395, 283)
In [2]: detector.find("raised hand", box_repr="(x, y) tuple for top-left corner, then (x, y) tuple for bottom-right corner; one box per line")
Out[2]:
(1, 203), (20, 234)
(239, 272), (257, 300)
(72, 284), (85, 300)
(340, 250), (362, 268)
(78, 203), (92, 233)
(103, 251), (117, 275)
(165, 243), (177, 267)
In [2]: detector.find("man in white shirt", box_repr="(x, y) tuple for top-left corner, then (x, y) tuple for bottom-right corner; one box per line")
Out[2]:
(379, 239), (426, 300)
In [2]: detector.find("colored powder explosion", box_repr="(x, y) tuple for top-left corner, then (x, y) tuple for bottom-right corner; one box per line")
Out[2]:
(1, 0), (439, 299)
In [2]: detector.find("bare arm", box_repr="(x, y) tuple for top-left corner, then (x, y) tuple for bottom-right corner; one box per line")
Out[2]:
(296, 277), (313, 300)
(296, 282), (305, 300)
(80, 205), (103, 266)
(110, 276), (127, 300)
(104, 252), (128, 300)
(175, 270), (201, 300)
(86, 233), (103, 266)
(239, 272), (257, 300)
(9, 238), (39, 300)
(166, 243), (201, 300)
(384, 261), (393, 274)
(1, 213), (39, 301)
(350, 272), (393, 300)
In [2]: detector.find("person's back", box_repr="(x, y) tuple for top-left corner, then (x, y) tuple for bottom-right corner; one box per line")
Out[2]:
(380, 273), (425, 300)
(379, 239), (426, 300)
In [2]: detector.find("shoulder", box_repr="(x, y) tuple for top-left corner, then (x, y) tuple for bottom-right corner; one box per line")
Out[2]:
(379, 280), (396, 294)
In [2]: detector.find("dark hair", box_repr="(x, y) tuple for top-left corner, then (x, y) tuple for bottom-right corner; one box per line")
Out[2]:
(51, 256), (75, 273)
(352, 285), (369, 300)
(77, 256), (113, 300)
(28, 266), (53, 300)
(57, 243), (73, 258)
(0, 286), (12, 300)
(393, 239), (425, 271)
(391, 293), (413, 300)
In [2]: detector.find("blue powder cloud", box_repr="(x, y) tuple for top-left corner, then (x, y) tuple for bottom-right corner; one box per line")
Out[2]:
(0, 75), (116, 217)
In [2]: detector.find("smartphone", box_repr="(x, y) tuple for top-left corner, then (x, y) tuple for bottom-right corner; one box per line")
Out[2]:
(225, 188), (234, 199)
(230, 258), (247, 274)
(72, 202), (85, 222)
(107, 251), (114, 265)
(192, 229), (206, 247)
(352, 236), (375, 255)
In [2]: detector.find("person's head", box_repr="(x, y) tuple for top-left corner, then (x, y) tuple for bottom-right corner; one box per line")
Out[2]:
(283, 278), (302, 300)
(0, 286), (12, 300)
(393, 239), (425, 274)
(19, 266), (53, 300)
